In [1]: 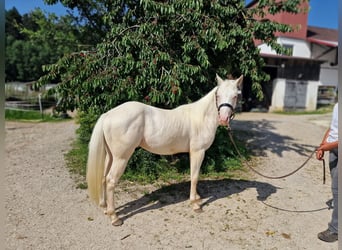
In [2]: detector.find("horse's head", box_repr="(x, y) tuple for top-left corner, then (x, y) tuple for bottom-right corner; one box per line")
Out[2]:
(215, 74), (243, 126)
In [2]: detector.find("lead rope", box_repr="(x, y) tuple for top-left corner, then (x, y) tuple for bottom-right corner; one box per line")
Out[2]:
(227, 128), (326, 184)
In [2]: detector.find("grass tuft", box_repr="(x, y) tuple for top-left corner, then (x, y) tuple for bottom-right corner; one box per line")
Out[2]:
(273, 104), (334, 115)
(5, 109), (69, 122)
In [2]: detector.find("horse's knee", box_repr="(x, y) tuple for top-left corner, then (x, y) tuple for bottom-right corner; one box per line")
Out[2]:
(106, 177), (117, 191)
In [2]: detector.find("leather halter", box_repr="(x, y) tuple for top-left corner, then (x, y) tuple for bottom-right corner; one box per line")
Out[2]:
(217, 103), (235, 120)
(217, 103), (234, 113)
(215, 88), (236, 120)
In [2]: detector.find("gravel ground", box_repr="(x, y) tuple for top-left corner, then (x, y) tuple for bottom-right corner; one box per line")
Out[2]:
(5, 112), (338, 249)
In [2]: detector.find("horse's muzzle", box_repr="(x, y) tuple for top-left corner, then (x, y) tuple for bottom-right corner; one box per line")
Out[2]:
(219, 117), (230, 126)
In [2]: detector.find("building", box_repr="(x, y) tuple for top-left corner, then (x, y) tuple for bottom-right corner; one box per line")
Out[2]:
(244, 0), (338, 111)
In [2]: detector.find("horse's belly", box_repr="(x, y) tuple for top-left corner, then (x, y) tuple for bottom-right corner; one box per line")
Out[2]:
(140, 139), (189, 155)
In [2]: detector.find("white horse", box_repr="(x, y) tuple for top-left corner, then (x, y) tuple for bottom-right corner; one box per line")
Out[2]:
(86, 74), (243, 226)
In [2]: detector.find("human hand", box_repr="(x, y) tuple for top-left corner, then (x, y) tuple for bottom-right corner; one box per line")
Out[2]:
(316, 149), (324, 160)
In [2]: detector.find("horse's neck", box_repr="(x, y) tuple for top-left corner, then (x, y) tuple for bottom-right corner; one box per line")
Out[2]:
(195, 87), (217, 112)
(187, 87), (219, 127)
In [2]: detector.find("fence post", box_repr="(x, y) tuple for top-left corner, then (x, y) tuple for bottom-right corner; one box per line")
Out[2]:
(38, 93), (43, 119)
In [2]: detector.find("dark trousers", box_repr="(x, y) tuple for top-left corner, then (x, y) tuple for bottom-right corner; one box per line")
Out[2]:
(328, 148), (338, 233)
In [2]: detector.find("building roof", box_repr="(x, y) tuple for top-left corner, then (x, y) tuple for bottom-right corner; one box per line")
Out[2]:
(245, 1), (338, 47)
(260, 53), (326, 63)
(306, 26), (338, 47)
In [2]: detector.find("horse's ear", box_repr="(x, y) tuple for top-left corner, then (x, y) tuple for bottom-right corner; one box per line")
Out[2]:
(216, 74), (224, 85)
(236, 75), (243, 89)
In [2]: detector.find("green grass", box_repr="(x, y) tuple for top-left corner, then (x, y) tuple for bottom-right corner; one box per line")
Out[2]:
(64, 140), (89, 189)
(273, 104), (334, 115)
(5, 109), (68, 122)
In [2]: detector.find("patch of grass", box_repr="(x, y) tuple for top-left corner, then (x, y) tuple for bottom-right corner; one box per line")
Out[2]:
(5, 109), (68, 122)
(64, 140), (88, 189)
(273, 104), (334, 115)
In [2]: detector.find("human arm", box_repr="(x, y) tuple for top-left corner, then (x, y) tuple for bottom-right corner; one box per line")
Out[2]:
(315, 103), (338, 160)
(316, 129), (331, 160)
(317, 140), (338, 151)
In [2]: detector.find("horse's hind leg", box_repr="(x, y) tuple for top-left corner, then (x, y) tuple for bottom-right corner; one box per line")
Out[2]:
(105, 156), (130, 226)
(99, 154), (112, 208)
(189, 149), (205, 212)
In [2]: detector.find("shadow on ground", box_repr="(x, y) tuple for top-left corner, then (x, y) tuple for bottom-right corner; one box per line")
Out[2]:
(115, 117), (323, 223)
(230, 119), (317, 158)
(117, 178), (277, 223)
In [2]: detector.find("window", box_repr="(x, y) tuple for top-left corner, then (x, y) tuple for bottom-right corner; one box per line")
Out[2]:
(282, 44), (293, 56)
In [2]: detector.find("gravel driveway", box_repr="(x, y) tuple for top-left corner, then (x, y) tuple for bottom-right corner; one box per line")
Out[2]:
(5, 112), (337, 249)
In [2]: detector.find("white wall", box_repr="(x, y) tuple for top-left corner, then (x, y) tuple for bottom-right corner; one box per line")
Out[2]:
(319, 64), (338, 87)
(269, 78), (286, 111)
(306, 80), (320, 110)
(258, 37), (311, 58)
(269, 78), (319, 111)
(311, 43), (337, 62)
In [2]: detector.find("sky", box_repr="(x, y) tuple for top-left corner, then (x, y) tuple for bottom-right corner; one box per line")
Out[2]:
(5, 0), (338, 29)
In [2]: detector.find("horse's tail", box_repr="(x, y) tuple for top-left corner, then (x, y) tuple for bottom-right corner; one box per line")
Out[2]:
(86, 114), (106, 205)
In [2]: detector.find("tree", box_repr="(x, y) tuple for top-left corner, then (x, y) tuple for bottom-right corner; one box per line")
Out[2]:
(37, 0), (304, 113)
(36, 0), (304, 176)
(43, 0), (113, 44)
(6, 7), (24, 40)
(5, 8), (82, 81)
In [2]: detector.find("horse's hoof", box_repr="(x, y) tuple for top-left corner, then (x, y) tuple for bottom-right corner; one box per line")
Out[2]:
(194, 207), (203, 213)
(112, 218), (123, 226)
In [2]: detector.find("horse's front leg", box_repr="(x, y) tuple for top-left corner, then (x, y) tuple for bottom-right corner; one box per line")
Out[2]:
(189, 149), (205, 212)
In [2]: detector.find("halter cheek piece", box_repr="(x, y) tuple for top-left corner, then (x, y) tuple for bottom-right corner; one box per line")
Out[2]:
(217, 103), (235, 120)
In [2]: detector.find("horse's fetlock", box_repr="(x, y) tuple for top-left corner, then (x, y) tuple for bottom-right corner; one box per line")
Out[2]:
(106, 208), (115, 216)
(99, 200), (107, 208)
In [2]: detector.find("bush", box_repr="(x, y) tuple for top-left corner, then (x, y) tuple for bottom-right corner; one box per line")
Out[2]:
(76, 110), (100, 144)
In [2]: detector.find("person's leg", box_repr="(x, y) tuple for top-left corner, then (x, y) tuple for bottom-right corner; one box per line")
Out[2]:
(318, 148), (338, 242)
(328, 148), (338, 233)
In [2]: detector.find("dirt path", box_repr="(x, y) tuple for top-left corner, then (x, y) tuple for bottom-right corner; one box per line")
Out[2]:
(5, 112), (337, 249)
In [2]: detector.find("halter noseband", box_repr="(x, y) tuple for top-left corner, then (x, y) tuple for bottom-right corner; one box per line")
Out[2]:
(215, 88), (236, 120)
(218, 103), (234, 112)
(217, 103), (235, 120)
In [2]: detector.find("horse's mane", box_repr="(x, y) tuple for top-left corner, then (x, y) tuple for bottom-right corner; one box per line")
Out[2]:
(179, 86), (218, 112)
